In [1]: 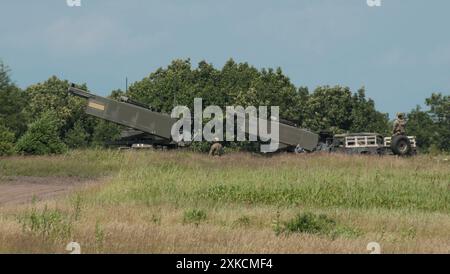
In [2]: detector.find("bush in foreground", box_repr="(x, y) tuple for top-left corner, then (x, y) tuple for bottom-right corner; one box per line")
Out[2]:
(274, 212), (360, 239)
(0, 123), (15, 156)
(183, 209), (207, 226)
(16, 111), (67, 155)
(274, 212), (335, 235)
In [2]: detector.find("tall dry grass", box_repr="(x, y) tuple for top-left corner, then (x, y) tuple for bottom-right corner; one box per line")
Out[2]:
(0, 150), (449, 253)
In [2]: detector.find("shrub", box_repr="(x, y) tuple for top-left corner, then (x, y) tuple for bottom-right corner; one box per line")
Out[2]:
(283, 212), (336, 235)
(183, 209), (207, 225)
(189, 142), (212, 153)
(274, 212), (361, 239)
(91, 120), (121, 147)
(65, 120), (89, 148)
(15, 111), (67, 155)
(0, 123), (15, 156)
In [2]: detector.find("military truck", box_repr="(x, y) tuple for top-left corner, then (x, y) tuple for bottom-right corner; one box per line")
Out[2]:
(67, 86), (416, 156)
(67, 86), (318, 152)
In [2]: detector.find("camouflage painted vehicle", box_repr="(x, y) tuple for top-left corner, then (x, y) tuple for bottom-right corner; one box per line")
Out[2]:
(68, 86), (417, 157)
(67, 86), (318, 152)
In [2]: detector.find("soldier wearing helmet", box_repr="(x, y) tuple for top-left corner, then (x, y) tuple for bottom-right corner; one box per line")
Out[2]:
(393, 112), (407, 136)
(209, 137), (223, 157)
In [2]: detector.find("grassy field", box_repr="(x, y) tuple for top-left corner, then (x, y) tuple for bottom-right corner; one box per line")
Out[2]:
(0, 150), (449, 253)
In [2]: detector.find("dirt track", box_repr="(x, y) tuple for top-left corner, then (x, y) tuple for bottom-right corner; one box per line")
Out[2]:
(0, 176), (97, 206)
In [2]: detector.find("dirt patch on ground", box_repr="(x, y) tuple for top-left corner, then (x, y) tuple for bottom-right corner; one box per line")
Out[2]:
(0, 176), (99, 206)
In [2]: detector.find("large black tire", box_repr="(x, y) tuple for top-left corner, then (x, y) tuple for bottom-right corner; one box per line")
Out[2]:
(391, 135), (412, 156)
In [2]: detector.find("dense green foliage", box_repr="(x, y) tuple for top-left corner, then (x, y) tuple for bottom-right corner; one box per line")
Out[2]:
(0, 58), (448, 154)
(15, 111), (68, 155)
(407, 93), (450, 152)
(0, 62), (28, 138)
(127, 59), (390, 134)
(0, 123), (15, 156)
(91, 120), (121, 147)
(277, 212), (337, 235)
(65, 120), (89, 149)
(0, 61), (122, 155)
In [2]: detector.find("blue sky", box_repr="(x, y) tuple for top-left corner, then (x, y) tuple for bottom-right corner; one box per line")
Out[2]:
(1, 0), (449, 118)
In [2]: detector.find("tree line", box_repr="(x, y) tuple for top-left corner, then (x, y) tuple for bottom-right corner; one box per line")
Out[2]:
(0, 59), (448, 155)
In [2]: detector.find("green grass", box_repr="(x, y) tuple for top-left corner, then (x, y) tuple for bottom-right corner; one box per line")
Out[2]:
(18, 206), (73, 241)
(1, 150), (449, 253)
(86, 152), (450, 213)
(0, 149), (122, 179)
(183, 209), (207, 225)
(2, 150), (449, 212)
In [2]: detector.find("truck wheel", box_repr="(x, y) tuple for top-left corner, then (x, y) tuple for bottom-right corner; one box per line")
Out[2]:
(391, 135), (412, 156)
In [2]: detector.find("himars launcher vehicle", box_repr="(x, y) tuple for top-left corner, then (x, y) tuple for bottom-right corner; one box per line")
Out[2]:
(68, 86), (416, 156)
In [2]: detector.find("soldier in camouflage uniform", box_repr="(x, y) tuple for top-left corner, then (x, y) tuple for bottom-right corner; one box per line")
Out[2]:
(209, 138), (223, 157)
(392, 112), (407, 136)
